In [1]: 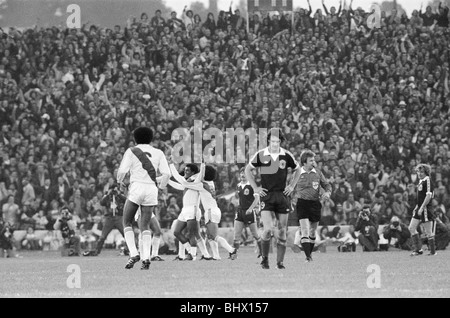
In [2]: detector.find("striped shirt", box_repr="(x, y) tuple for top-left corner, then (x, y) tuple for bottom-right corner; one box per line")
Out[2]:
(294, 167), (331, 201)
(117, 144), (170, 185)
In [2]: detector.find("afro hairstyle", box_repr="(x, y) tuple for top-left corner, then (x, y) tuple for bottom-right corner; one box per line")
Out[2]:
(133, 127), (153, 144)
(204, 165), (217, 181)
(183, 163), (199, 176)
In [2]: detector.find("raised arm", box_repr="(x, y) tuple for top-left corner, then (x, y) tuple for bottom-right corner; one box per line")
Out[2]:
(168, 179), (185, 191)
(320, 171), (332, 200)
(322, 0), (330, 16)
(169, 163), (189, 186)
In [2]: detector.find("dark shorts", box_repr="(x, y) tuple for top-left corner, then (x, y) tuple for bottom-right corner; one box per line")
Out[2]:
(296, 199), (322, 223)
(260, 191), (290, 215)
(412, 206), (435, 223)
(235, 207), (256, 224)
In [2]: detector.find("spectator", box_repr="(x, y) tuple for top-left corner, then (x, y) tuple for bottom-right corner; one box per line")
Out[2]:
(391, 193), (409, 222)
(320, 196), (335, 226)
(19, 203), (36, 230)
(0, 1), (448, 239)
(32, 209), (49, 230)
(2, 195), (20, 230)
(382, 216), (412, 250)
(342, 193), (362, 224)
(337, 224), (358, 252)
(0, 220), (17, 258)
(21, 226), (42, 250)
(355, 206), (379, 252)
(419, 5), (438, 27)
(21, 178), (35, 207)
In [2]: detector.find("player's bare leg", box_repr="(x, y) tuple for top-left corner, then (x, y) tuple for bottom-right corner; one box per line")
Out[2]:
(276, 213), (288, 269)
(173, 220), (191, 260)
(247, 222), (262, 257)
(149, 216), (164, 261)
(233, 220), (245, 250)
(259, 210), (275, 269)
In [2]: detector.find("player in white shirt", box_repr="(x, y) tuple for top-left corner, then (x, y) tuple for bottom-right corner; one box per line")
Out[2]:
(167, 163), (213, 261)
(117, 127), (170, 270)
(170, 162), (237, 260)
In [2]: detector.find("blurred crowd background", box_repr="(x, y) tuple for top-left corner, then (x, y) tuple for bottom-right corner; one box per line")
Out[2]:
(0, 1), (450, 252)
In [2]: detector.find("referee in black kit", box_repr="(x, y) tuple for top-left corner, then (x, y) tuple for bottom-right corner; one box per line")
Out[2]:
(290, 149), (332, 262)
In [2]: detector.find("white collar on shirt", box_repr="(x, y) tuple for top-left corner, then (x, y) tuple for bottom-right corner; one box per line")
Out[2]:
(419, 176), (429, 183)
(300, 167), (317, 175)
(238, 181), (250, 187)
(263, 147), (286, 156)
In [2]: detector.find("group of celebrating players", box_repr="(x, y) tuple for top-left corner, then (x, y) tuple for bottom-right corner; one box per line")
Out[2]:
(116, 126), (438, 270)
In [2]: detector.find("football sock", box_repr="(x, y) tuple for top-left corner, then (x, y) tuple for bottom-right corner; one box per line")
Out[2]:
(261, 238), (271, 258)
(178, 241), (186, 259)
(216, 236), (234, 253)
(124, 227), (139, 257)
(142, 230), (152, 261)
(190, 246), (197, 259)
(300, 237), (311, 258)
(309, 236), (316, 254)
(209, 239), (220, 259)
(411, 234), (419, 252)
(151, 236), (160, 258)
(197, 238), (211, 258)
(276, 241), (286, 264)
(138, 232), (143, 256)
(428, 237), (436, 254)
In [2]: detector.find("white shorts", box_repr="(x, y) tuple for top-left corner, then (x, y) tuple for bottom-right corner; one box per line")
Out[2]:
(204, 207), (221, 224)
(177, 206), (197, 223)
(128, 182), (158, 206)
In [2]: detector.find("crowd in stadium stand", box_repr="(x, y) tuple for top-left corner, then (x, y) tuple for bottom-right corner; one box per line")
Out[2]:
(0, 1), (450, 252)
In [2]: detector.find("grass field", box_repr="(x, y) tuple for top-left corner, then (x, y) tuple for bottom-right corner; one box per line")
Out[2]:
(1, 246), (449, 298)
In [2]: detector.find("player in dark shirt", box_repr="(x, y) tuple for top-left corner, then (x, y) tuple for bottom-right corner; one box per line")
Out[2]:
(408, 164), (437, 256)
(233, 168), (262, 257)
(245, 128), (300, 269)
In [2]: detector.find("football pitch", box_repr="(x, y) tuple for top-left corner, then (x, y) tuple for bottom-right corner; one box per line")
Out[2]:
(1, 246), (449, 298)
